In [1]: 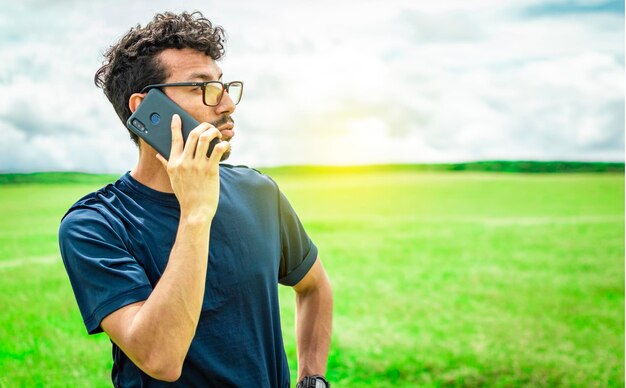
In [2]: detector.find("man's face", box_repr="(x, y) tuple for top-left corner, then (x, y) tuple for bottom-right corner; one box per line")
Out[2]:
(155, 48), (236, 160)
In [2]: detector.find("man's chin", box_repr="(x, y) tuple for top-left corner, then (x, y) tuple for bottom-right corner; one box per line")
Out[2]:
(219, 137), (232, 162)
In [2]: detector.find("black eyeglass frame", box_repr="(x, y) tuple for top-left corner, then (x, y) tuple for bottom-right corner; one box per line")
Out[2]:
(140, 81), (244, 106)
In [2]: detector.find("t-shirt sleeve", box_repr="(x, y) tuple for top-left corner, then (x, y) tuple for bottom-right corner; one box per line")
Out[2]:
(276, 189), (318, 286)
(58, 208), (152, 334)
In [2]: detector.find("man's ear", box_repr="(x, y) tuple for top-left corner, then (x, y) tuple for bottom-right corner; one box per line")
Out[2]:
(128, 93), (146, 113)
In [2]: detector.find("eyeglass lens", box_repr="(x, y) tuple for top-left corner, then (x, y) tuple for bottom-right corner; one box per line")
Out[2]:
(204, 82), (243, 106)
(226, 82), (243, 105)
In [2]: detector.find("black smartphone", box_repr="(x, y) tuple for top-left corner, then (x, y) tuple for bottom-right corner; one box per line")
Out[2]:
(126, 89), (220, 160)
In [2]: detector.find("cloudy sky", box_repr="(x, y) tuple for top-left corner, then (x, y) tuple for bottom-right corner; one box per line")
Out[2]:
(0, 0), (623, 173)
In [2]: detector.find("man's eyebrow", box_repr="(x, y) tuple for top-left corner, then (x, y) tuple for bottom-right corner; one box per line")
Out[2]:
(188, 72), (224, 81)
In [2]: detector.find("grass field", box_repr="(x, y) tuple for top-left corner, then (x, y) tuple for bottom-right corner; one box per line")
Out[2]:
(0, 169), (623, 387)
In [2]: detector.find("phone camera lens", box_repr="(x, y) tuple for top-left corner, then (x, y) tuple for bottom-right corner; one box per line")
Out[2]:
(150, 113), (161, 125)
(131, 119), (148, 132)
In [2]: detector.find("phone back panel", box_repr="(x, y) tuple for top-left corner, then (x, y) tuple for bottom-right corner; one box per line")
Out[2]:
(126, 89), (218, 160)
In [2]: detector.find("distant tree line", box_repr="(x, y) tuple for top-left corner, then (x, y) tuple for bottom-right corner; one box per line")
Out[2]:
(261, 161), (625, 175)
(447, 161), (624, 173)
(0, 161), (623, 184)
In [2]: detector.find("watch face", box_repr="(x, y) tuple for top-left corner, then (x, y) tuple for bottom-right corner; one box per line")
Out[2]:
(315, 380), (326, 388)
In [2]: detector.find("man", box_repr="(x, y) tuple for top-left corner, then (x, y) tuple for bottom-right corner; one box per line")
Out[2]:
(58, 11), (333, 387)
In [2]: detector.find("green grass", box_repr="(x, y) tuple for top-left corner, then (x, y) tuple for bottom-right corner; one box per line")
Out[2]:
(0, 170), (623, 387)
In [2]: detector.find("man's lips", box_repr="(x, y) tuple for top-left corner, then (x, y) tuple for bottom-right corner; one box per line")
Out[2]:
(218, 123), (234, 139)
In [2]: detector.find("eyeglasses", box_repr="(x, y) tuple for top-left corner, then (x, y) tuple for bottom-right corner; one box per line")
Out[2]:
(140, 80), (244, 106)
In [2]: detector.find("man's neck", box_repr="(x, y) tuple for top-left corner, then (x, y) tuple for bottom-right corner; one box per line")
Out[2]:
(130, 145), (174, 193)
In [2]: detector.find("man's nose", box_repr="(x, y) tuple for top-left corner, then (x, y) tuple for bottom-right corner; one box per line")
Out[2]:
(216, 90), (236, 115)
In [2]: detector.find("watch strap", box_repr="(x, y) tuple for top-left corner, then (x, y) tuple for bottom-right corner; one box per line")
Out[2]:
(296, 374), (330, 388)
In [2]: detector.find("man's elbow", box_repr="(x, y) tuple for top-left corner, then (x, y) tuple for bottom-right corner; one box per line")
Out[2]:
(136, 351), (184, 382)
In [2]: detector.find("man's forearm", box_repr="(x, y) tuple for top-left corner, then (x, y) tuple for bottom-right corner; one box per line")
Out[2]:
(295, 277), (333, 380)
(124, 215), (211, 378)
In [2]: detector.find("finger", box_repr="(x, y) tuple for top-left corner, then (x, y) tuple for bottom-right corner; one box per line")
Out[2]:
(182, 122), (213, 159)
(207, 140), (231, 166)
(155, 153), (168, 167)
(170, 115), (184, 159)
(194, 128), (223, 160)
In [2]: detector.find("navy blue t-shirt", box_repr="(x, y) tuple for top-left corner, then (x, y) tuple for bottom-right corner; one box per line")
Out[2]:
(58, 165), (318, 387)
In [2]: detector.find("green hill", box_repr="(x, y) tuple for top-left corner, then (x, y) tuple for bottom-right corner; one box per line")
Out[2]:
(0, 161), (623, 185)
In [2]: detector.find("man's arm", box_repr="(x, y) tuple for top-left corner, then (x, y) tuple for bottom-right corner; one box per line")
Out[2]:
(101, 116), (229, 382)
(293, 257), (333, 381)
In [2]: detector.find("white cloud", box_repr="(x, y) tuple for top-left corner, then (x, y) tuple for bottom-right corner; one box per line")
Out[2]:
(0, 0), (622, 172)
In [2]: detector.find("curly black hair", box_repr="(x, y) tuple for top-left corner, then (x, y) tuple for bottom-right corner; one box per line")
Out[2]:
(94, 11), (226, 146)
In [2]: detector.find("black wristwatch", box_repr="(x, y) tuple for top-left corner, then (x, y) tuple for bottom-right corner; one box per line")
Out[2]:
(296, 374), (330, 388)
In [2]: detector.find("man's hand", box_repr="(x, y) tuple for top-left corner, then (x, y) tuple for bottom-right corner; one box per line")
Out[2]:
(156, 114), (230, 223)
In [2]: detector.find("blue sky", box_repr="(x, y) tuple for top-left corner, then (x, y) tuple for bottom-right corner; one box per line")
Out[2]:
(0, 0), (623, 172)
